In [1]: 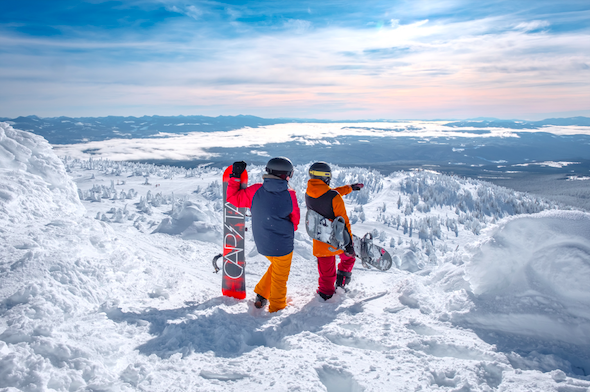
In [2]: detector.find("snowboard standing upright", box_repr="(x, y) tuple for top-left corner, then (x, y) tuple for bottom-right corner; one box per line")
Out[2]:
(212, 166), (248, 299)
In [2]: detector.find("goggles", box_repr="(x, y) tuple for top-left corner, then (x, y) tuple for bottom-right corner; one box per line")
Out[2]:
(309, 170), (331, 177)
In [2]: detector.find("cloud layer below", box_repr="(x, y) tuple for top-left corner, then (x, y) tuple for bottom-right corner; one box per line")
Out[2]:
(53, 121), (590, 162)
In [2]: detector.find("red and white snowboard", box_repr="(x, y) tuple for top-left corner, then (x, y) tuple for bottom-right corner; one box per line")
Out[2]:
(212, 166), (248, 299)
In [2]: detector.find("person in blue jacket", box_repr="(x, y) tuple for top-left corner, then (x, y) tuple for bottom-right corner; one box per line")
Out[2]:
(227, 157), (300, 312)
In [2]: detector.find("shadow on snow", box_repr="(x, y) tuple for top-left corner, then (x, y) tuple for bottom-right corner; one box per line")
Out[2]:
(103, 294), (369, 359)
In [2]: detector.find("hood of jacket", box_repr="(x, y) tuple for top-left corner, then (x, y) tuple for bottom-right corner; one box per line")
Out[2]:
(306, 178), (331, 198)
(262, 174), (289, 193)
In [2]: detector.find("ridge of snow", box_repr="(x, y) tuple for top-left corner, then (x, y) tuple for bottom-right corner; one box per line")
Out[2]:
(0, 122), (83, 222)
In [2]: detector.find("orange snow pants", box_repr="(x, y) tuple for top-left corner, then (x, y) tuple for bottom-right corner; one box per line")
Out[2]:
(254, 252), (293, 313)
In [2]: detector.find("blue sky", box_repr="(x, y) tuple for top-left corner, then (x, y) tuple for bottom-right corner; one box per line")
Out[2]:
(1, 0), (589, 120)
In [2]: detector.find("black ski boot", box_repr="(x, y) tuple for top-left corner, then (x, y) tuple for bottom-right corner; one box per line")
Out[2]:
(254, 294), (267, 309)
(318, 291), (333, 301)
(336, 270), (352, 290)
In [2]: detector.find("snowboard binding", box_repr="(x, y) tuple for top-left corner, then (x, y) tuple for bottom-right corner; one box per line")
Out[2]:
(305, 209), (351, 252)
(359, 233), (375, 269)
(354, 233), (394, 272)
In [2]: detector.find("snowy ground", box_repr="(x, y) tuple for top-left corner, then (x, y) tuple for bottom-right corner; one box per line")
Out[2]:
(2, 122), (590, 391)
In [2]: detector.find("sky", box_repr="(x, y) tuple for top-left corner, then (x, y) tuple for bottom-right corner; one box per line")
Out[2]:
(1, 0), (590, 120)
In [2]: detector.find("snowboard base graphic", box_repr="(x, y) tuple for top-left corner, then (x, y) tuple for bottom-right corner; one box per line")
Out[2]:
(305, 209), (393, 271)
(212, 166), (248, 299)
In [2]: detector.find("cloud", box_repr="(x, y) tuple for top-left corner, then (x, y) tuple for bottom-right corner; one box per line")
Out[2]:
(52, 121), (590, 162)
(165, 4), (203, 20)
(514, 20), (551, 32)
(282, 19), (313, 34)
(186, 5), (203, 20)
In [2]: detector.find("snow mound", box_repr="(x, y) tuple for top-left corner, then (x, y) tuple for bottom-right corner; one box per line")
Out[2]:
(0, 129), (216, 391)
(466, 210), (590, 302)
(0, 122), (82, 220)
(152, 200), (220, 242)
(454, 210), (590, 375)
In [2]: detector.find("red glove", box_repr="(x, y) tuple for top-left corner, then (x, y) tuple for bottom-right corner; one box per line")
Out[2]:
(351, 183), (364, 191)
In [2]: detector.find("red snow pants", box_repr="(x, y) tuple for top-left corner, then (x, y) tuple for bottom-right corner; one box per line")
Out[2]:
(316, 253), (356, 296)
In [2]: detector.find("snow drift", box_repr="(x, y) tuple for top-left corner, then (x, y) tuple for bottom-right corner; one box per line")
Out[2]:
(467, 211), (590, 302)
(152, 200), (221, 243)
(452, 211), (590, 374)
(0, 124), (206, 390)
(0, 122), (83, 221)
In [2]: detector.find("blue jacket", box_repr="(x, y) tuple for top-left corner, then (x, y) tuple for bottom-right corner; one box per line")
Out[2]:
(227, 175), (300, 257)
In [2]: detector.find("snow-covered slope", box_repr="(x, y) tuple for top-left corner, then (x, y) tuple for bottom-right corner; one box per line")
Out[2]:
(1, 122), (590, 391)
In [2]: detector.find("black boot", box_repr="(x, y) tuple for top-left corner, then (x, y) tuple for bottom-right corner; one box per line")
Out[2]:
(318, 291), (333, 301)
(336, 270), (352, 290)
(254, 294), (267, 309)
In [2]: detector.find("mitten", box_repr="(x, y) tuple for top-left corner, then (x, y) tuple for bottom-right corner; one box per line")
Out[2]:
(230, 161), (247, 178)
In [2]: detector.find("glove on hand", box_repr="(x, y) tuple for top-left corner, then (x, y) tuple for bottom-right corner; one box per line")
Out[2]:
(344, 242), (355, 257)
(230, 161), (247, 178)
(350, 183), (364, 191)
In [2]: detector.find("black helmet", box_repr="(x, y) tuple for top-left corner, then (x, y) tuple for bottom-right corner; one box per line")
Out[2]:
(309, 161), (331, 184)
(266, 157), (294, 180)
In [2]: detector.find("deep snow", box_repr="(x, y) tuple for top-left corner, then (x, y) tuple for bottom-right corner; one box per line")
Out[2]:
(1, 122), (590, 391)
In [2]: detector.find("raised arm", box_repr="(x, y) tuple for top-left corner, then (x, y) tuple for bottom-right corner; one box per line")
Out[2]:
(334, 183), (363, 196)
(226, 179), (261, 208)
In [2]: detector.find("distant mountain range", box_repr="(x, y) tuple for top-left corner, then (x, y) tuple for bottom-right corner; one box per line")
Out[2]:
(1, 114), (589, 144)
(0, 115), (294, 144)
(445, 116), (590, 129)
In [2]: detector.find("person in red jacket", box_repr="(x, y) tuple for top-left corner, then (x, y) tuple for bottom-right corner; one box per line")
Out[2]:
(226, 157), (300, 312)
(305, 162), (364, 300)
